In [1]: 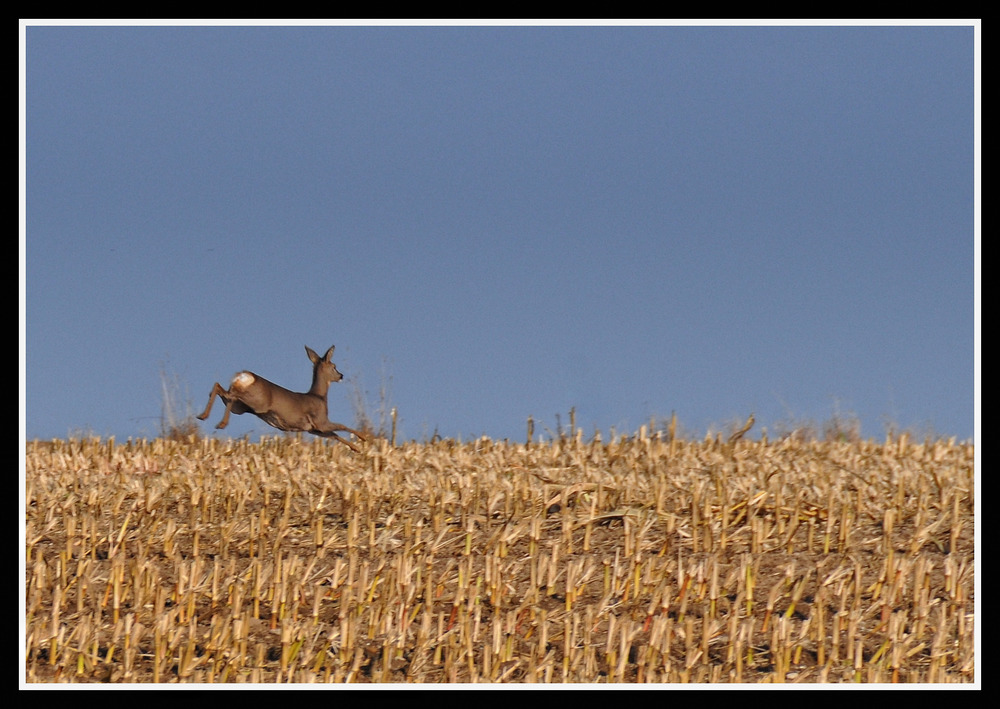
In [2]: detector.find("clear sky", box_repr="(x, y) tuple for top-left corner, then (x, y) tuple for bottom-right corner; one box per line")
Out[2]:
(21, 21), (979, 444)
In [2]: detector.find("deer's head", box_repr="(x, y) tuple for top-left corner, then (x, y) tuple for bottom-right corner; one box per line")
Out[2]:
(306, 345), (345, 385)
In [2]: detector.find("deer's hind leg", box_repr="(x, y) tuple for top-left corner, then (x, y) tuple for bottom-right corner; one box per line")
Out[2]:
(196, 383), (249, 430)
(196, 383), (228, 423)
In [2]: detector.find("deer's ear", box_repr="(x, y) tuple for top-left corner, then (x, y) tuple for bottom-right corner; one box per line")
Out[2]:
(305, 346), (320, 363)
(324, 346), (336, 361)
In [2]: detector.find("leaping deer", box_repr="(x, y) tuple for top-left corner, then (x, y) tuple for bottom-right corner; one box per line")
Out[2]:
(196, 345), (366, 452)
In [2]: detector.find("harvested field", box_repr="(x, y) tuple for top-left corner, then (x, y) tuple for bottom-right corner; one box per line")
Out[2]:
(24, 431), (975, 684)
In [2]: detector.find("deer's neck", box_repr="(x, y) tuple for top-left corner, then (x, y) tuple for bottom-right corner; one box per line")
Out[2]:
(309, 373), (330, 400)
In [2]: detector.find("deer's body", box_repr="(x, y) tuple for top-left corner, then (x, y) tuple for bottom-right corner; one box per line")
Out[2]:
(197, 346), (366, 452)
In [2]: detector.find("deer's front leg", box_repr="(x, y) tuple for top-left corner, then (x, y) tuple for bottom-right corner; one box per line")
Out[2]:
(316, 431), (362, 453)
(314, 422), (366, 452)
(325, 422), (367, 441)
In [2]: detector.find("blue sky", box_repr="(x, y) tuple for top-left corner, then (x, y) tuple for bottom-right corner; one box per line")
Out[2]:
(21, 21), (979, 443)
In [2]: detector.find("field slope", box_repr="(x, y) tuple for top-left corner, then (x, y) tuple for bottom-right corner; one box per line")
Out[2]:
(24, 433), (974, 683)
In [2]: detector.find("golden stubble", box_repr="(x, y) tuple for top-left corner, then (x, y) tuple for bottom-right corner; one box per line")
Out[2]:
(24, 432), (974, 684)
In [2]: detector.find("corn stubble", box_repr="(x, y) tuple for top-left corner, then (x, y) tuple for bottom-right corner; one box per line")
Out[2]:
(24, 430), (974, 684)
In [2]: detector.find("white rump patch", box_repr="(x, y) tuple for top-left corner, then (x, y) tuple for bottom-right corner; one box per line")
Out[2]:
(232, 372), (255, 389)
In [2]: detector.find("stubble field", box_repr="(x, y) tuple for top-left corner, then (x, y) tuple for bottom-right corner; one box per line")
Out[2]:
(24, 429), (975, 684)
